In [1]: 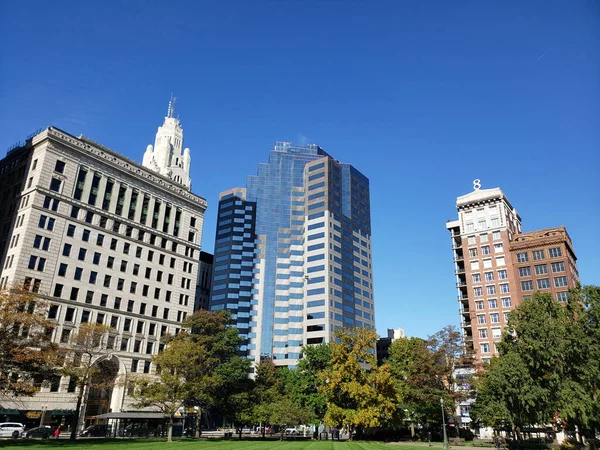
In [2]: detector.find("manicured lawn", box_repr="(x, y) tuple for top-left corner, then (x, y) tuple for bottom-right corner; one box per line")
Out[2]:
(0, 438), (429, 450)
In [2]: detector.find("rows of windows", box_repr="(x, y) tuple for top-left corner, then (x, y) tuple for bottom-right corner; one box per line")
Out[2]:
(474, 297), (512, 310)
(467, 231), (502, 245)
(473, 283), (510, 296)
(471, 269), (508, 283)
(516, 247), (563, 263)
(518, 262), (565, 277)
(521, 276), (568, 291)
(476, 311), (510, 324)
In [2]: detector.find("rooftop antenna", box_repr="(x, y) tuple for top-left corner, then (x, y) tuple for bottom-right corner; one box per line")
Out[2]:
(167, 94), (177, 118)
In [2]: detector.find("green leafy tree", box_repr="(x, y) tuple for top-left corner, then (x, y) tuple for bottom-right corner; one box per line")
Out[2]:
(0, 289), (60, 398)
(559, 286), (600, 440)
(283, 343), (331, 422)
(268, 396), (313, 440)
(61, 323), (113, 441)
(251, 359), (285, 435)
(319, 327), (400, 440)
(131, 342), (188, 443)
(471, 291), (568, 438)
(132, 309), (249, 440)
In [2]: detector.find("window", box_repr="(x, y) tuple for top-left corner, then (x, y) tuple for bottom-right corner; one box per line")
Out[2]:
(484, 271), (494, 282)
(496, 256), (505, 266)
(480, 343), (490, 353)
(492, 231), (501, 240)
(549, 247), (562, 258)
(117, 278), (124, 291)
(86, 290), (94, 304)
(519, 267), (531, 277)
(488, 299), (498, 309)
(502, 297), (512, 308)
(551, 262), (565, 273)
(130, 282), (137, 294)
(521, 280), (534, 291)
(498, 269), (508, 280)
(477, 314), (486, 324)
(499, 283), (509, 293)
(469, 248), (478, 257)
(537, 278), (550, 289)
(535, 264), (548, 275)
(82, 229), (90, 242)
(74, 267), (83, 281)
(554, 276), (568, 288)
(114, 297), (121, 309)
(67, 224), (76, 237)
(480, 233), (488, 243)
(96, 234), (105, 246)
(58, 263), (68, 277)
(93, 252), (101, 265)
(110, 238), (118, 250)
(107, 256), (114, 269)
(483, 258), (492, 269)
(486, 285), (496, 295)
(532, 250), (545, 260)
(481, 245), (490, 255)
(516, 252), (529, 263)
(62, 244), (71, 257)
(490, 313), (500, 323)
(556, 292), (568, 302)
(103, 275), (111, 288)
(465, 222), (474, 232)
(49, 177), (61, 192)
(163, 308), (170, 320)
(478, 219), (487, 230)
(53, 284), (64, 297)
(492, 327), (502, 338)
(494, 243), (503, 253)
(490, 217), (500, 227)
(70, 287), (79, 301)
(120, 260), (128, 272)
(472, 273), (481, 283)
(479, 329), (488, 338)
(78, 248), (86, 261)
(123, 243), (130, 254)
(89, 271), (97, 284)
(475, 301), (484, 310)
(467, 236), (476, 245)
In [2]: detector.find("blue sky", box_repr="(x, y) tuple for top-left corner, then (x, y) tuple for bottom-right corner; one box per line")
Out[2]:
(1, 0), (598, 339)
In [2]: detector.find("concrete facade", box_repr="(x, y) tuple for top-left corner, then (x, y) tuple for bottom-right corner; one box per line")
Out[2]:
(0, 124), (206, 429)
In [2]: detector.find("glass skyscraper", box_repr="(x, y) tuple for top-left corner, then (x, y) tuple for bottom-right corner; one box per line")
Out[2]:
(210, 141), (374, 367)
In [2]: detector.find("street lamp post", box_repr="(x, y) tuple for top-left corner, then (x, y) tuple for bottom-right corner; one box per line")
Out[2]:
(441, 398), (449, 450)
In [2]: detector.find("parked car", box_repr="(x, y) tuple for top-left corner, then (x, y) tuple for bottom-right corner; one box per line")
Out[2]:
(284, 427), (299, 435)
(24, 426), (52, 439)
(80, 424), (109, 437)
(0, 422), (25, 438)
(254, 426), (272, 434)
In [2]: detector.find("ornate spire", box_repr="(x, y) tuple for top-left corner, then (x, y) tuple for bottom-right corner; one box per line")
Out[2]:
(167, 94), (176, 119)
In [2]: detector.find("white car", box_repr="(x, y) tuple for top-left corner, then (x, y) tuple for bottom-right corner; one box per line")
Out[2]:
(284, 427), (299, 435)
(0, 422), (25, 438)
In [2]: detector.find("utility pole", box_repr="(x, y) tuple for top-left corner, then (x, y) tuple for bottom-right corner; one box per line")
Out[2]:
(441, 398), (449, 450)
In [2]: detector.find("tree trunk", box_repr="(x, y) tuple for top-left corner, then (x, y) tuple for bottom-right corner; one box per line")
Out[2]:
(195, 409), (202, 438)
(70, 385), (85, 441)
(167, 415), (173, 443)
(514, 427), (522, 441)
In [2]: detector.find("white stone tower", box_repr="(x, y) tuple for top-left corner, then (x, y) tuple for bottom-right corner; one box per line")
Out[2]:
(143, 96), (192, 189)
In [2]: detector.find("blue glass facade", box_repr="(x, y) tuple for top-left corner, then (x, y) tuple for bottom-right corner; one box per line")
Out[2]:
(209, 142), (374, 366)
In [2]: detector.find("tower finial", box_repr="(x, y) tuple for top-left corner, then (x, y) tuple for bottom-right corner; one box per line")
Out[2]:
(473, 179), (481, 191)
(167, 94), (176, 118)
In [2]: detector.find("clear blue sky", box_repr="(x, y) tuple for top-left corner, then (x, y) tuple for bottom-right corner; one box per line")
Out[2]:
(1, 1), (598, 339)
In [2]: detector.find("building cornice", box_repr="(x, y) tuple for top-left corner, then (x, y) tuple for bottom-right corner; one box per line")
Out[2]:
(34, 127), (207, 211)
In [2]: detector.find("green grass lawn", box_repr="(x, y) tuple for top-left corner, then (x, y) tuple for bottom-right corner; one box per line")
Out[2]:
(0, 438), (432, 450)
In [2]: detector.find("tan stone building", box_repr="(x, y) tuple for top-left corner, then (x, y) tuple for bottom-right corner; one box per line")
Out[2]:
(0, 110), (206, 430)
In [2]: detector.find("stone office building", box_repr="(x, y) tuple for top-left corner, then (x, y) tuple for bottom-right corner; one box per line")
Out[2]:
(0, 106), (206, 428)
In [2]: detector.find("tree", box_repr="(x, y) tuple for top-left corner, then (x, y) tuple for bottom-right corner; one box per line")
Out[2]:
(131, 309), (250, 440)
(318, 327), (400, 440)
(61, 323), (112, 441)
(251, 359), (285, 436)
(471, 291), (568, 438)
(131, 341), (188, 442)
(283, 343), (331, 422)
(0, 289), (60, 398)
(559, 286), (600, 440)
(387, 326), (466, 432)
(267, 397), (312, 440)
(388, 337), (448, 427)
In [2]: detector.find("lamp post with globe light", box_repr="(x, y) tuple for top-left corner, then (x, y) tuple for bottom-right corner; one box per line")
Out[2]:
(441, 398), (449, 450)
